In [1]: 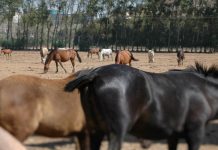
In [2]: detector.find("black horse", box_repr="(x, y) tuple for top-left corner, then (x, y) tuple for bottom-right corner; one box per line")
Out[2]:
(177, 49), (185, 66)
(65, 63), (218, 150)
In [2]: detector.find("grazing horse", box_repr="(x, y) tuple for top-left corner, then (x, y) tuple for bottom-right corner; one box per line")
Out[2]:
(100, 48), (113, 61)
(87, 48), (100, 59)
(115, 50), (138, 66)
(148, 50), (154, 63)
(65, 62), (218, 150)
(0, 127), (26, 150)
(1, 49), (12, 59)
(0, 73), (91, 150)
(40, 47), (49, 64)
(44, 49), (82, 73)
(177, 49), (185, 66)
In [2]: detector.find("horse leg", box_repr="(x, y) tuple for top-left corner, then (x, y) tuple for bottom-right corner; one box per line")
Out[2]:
(184, 124), (205, 150)
(108, 133), (124, 150)
(70, 58), (75, 72)
(77, 131), (91, 150)
(111, 54), (113, 60)
(58, 61), (67, 73)
(90, 131), (104, 150)
(55, 61), (59, 73)
(167, 134), (179, 150)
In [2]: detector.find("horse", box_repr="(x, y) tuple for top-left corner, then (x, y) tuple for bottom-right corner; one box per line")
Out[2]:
(65, 62), (218, 150)
(40, 47), (49, 64)
(115, 50), (138, 66)
(44, 49), (82, 73)
(0, 127), (26, 150)
(0, 73), (91, 150)
(148, 50), (154, 63)
(100, 48), (113, 61)
(177, 49), (185, 66)
(1, 49), (12, 59)
(87, 48), (100, 59)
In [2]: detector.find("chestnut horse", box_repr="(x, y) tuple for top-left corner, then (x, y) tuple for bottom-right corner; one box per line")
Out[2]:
(44, 49), (82, 73)
(115, 50), (138, 66)
(87, 48), (100, 59)
(1, 49), (12, 59)
(0, 73), (90, 150)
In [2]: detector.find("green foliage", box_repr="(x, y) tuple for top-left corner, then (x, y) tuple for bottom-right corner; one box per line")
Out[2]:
(1, 39), (25, 50)
(52, 40), (65, 49)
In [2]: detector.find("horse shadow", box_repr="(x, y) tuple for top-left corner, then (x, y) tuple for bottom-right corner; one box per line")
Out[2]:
(25, 121), (218, 149)
(124, 121), (218, 146)
(26, 136), (76, 149)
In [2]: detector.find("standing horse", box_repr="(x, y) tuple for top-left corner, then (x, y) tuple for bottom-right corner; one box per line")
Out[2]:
(44, 49), (82, 73)
(148, 50), (154, 63)
(0, 72), (91, 150)
(1, 49), (12, 59)
(65, 62), (218, 150)
(40, 47), (49, 64)
(115, 50), (138, 66)
(100, 48), (113, 61)
(87, 48), (100, 59)
(177, 49), (185, 66)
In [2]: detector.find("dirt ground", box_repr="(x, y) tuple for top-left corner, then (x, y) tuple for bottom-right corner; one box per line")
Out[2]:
(0, 50), (218, 150)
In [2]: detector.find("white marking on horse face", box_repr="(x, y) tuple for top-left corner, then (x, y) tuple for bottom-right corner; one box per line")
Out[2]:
(42, 57), (47, 64)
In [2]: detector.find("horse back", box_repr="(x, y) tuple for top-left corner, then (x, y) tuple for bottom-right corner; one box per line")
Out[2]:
(0, 75), (86, 140)
(115, 50), (131, 64)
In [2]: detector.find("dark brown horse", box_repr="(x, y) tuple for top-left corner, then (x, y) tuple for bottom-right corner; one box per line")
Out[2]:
(87, 48), (100, 59)
(177, 49), (185, 66)
(44, 49), (82, 73)
(1, 49), (12, 59)
(0, 73), (90, 150)
(115, 50), (138, 66)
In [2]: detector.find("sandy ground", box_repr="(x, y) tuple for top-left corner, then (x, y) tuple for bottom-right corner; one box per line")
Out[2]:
(0, 50), (218, 150)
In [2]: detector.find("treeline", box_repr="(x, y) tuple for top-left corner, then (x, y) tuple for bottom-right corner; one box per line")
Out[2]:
(0, 0), (217, 52)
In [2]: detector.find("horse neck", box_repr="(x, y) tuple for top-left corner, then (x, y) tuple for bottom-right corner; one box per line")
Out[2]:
(45, 53), (54, 66)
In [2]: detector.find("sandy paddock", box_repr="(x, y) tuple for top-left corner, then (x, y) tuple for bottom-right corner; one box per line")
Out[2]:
(0, 51), (218, 150)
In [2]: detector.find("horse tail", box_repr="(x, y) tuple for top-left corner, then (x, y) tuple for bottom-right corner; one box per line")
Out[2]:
(115, 51), (120, 64)
(65, 69), (97, 92)
(75, 50), (82, 63)
(130, 52), (139, 61)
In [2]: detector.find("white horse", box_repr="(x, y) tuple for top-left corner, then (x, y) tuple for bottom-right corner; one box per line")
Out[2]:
(148, 50), (154, 63)
(100, 48), (113, 61)
(40, 47), (49, 64)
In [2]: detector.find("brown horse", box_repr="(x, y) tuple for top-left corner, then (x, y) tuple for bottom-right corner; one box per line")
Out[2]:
(0, 73), (89, 150)
(44, 49), (82, 73)
(1, 49), (12, 59)
(115, 50), (138, 66)
(177, 49), (185, 66)
(87, 48), (100, 59)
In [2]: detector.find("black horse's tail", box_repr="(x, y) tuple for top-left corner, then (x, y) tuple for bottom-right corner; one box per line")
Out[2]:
(130, 52), (139, 61)
(65, 69), (97, 92)
(75, 50), (82, 63)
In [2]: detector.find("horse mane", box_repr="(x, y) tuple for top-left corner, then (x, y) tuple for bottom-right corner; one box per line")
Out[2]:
(188, 62), (218, 78)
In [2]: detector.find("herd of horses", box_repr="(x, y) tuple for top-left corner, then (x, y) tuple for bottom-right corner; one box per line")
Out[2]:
(40, 47), (163, 73)
(0, 47), (197, 150)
